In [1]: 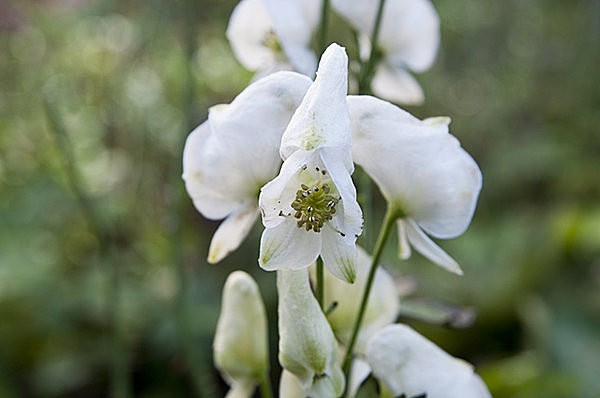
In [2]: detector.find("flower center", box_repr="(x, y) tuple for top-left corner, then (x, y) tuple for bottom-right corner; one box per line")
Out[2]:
(291, 178), (338, 233)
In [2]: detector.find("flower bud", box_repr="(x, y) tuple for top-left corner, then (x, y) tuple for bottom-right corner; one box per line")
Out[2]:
(277, 269), (345, 397)
(214, 271), (269, 397)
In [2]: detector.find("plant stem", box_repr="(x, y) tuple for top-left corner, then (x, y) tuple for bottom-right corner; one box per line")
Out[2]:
(358, 0), (387, 94)
(258, 372), (274, 398)
(316, 256), (324, 309)
(341, 205), (398, 380)
(317, 0), (331, 54)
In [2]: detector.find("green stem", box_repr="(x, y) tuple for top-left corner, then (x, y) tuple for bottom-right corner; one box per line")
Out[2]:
(341, 205), (398, 380)
(316, 256), (324, 309)
(358, 0), (387, 94)
(258, 372), (274, 398)
(317, 0), (331, 54)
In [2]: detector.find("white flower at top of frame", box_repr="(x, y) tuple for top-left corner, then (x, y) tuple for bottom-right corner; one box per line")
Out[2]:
(331, 0), (440, 104)
(182, 71), (312, 264)
(348, 95), (482, 274)
(258, 43), (363, 283)
(227, 0), (322, 77)
(366, 324), (492, 398)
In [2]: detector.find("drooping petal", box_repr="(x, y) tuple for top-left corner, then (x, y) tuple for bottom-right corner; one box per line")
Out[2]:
(371, 63), (425, 105)
(208, 204), (259, 264)
(277, 269), (345, 397)
(259, 219), (321, 271)
(348, 95), (482, 239)
(214, 271), (268, 393)
(366, 324), (491, 398)
(404, 219), (463, 275)
(280, 43), (352, 163)
(320, 226), (357, 283)
(396, 219), (412, 260)
(347, 358), (372, 398)
(319, 246), (399, 350)
(225, 381), (256, 398)
(279, 370), (306, 398)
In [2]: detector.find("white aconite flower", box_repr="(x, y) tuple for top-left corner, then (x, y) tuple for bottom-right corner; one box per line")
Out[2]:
(318, 246), (399, 352)
(366, 324), (492, 398)
(331, 0), (439, 104)
(348, 95), (482, 274)
(182, 71), (311, 264)
(213, 271), (269, 398)
(258, 43), (363, 283)
(227, 0), (322, 77)
(278, 269), (345, 397)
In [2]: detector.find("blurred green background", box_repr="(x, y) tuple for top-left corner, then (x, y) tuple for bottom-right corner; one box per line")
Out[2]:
(1, 0), (599, 397)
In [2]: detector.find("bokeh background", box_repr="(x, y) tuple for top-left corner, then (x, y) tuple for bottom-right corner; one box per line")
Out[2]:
(1, 0), (599, 397)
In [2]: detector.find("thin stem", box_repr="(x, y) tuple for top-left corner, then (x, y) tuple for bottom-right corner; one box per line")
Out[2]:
(316, 256), (324, 309)
(341, 205), (398, 380)
(258, 372), (274, 398)
(44, 100), (130, 398)
(358, 0), (387, 94)
(317, 0), (331, 54)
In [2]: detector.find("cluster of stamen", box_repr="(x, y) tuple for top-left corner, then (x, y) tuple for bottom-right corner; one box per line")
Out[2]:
(291, 179), (338, 233)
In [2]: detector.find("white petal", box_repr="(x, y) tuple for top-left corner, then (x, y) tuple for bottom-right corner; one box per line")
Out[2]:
(225, 381), (256, 398)
(280, 43), (352, 158)
(264, 0), (317, 76)
(405, 219), (463, 275)
(347, 358), (371, 398)
(259, 219), (321, 271)
(397, 219), (412, 260)
(183, 71), (311, 221)
(379, 0), (440, 73)
(371, 63), (424, 105)
(320, 227), (357, 283)
(226, 0), (279, 71)
(279, 370), (306, 398)
(348, 95), (482, 239)
(208, 204), (259, 264)
(366, 324), (491, 398)
(277, 269), (345, 397)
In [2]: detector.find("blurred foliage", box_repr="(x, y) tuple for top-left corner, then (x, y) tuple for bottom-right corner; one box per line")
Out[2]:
(0, 0), (599, 397)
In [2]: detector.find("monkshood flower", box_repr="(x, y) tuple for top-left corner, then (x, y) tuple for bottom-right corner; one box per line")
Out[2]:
(366, 324), (492, 398)
(278, 269), (345, 397)
(227, 0), (322, 77)
(213, 271), (269, 398)
(348, 95), (482, 274)
(259, 43), (363, 283)
(331, 0), (440, 104)
(182, 71), (311, 264)
(318, 246), (399, 352)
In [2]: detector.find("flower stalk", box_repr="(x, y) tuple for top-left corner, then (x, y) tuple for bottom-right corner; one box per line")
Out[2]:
(316, 256), (325, 309)
(358, 0), (387, 93)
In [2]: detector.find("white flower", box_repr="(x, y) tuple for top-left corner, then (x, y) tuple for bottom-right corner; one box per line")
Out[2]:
(332, 0), (440, 104)
(316, 246), (399, 352)
(279, 370), (307, 398)
(227, 0), (322, 77)
(213, 271), (269, 398)
(348, 95), (482, 274)
(278, 269), (345, 397)
(258, 43), (363, 283)
(366, 324), (492, 398)
(182, 71), (312, 263)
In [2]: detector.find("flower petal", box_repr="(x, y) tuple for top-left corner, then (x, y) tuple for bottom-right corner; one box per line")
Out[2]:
(320, 226), (357, 283)
(348, 358), (371, 398)
(371, 63), (425, 105)
(279, 370), (306, 398)
(208, 204), (259, 264)
(225, 381), (256, 398)
(397, 219), (412, 260)
(280, 43), (352, 159)
(348, 95), (482, 239)
(404, 219), (463, 275)
(366, 324), (491, 398)
(259, 219), (321, 271)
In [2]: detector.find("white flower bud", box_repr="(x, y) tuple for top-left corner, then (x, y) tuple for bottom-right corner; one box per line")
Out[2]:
(214, 271), (269, 397)
(277, 269), (345, 397)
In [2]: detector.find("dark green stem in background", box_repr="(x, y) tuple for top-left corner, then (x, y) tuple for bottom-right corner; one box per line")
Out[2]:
(341, 205), (398, 391)
(44, 100), (131, 398)
(358, 0), (387, 94)
(316, 256), (324, 309)
(317, 0), (331, 55)
(259, 372), (274, 398)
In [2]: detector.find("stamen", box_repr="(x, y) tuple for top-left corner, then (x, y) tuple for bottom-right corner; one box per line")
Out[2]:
(291, 180), (339, 233)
